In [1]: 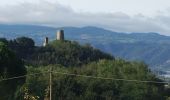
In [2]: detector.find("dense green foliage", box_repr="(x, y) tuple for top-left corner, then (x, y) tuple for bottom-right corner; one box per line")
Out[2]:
(8, 37), (35, 59)
(2, 25), (170, 71)
(30, 40), (113, 66)
(0, 38), (114, 67)
(0, 42), (26, 100)
(0, 37), (35, 59)
(0, 37), (169, 100)
(18, 60), (166, 100)
(0, 38), (8, 44)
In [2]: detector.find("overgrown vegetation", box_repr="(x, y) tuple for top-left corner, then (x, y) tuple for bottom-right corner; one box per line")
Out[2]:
(0, 42), (26, 100)
(21, 60), (166, 100)
(30, 40), (113, 66)
(0, 37), (170, 100)
(0, 37), (113, 67)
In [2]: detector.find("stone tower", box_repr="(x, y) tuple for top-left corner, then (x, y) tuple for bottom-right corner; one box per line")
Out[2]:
(43, 37), (48, 46)
(57, 30), (64, 40)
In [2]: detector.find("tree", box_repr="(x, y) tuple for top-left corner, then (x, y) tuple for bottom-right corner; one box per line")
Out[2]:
(24, 60), (166, 100)
(8, 37), (35, 59)
(30, 40), (114, 66)
(0, 42), (26, 100)
(0, 38), (8, 44)
(15, 37), (35, 48)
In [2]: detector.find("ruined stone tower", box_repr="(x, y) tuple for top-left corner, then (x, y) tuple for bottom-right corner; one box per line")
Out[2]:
(57, 30), (64, 40)
(43, 37), (48, 46)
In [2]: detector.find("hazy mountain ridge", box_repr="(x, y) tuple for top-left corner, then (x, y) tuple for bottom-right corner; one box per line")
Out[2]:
(0, 24), (170, 71)
(1, 24), (170, 44)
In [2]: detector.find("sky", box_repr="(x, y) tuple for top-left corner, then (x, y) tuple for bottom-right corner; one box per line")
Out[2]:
(1, 0), (170, 35)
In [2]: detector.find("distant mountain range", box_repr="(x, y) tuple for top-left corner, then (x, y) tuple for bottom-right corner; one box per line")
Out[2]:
(1, 24), (170, 71)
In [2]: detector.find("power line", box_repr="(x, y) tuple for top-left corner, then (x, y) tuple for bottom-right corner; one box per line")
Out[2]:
(51, 71), (169, 84)
(0, 71), (49, 82)
(0, 70), (169, 84)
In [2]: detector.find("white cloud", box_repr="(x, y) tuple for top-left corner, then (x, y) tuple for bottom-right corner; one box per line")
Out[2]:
(0, 1), (170, 35)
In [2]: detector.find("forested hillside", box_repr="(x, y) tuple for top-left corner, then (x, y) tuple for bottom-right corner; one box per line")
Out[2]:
(22, 60), (165, 100)
(1, 25), (170, 71)
(0, 37), (113, 66)
(0, 37), (170, 100)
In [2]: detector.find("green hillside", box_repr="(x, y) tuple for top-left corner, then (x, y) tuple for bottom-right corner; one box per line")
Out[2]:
(22, 60), (165, 100)
(0, 38), (170, 100)
(1, 25), (170, 71)
(31, 40), (113, 66)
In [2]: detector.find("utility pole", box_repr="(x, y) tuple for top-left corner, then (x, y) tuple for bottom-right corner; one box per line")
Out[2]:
(44, 66), (53, 100)
(49, 66), (52, 100)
